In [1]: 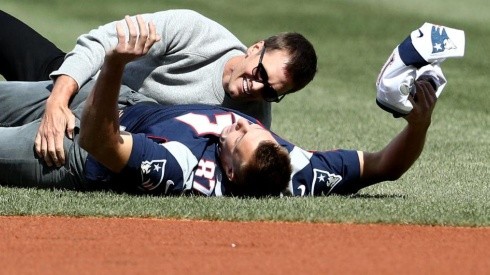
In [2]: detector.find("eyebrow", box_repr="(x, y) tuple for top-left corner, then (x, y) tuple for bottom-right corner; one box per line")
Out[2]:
(232, 133), (246, 153)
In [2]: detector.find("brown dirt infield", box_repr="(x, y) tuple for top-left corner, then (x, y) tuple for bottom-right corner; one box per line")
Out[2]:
(1, 216), (489, 275)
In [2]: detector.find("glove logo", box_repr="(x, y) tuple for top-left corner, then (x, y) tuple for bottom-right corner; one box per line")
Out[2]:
(431, 26), (457, 53)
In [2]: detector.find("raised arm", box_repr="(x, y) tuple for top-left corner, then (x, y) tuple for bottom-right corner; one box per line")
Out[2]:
(34, 13), (152, 167)
(79, 15), (160, 172)
(359, 80), (437, 186)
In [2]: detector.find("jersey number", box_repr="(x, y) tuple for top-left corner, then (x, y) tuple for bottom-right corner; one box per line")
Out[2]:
(176, 112), (244, 135)
(176, 112), (245, 195)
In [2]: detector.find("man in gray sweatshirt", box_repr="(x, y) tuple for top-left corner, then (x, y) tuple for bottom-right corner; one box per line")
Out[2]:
(0, 10), (317, 167)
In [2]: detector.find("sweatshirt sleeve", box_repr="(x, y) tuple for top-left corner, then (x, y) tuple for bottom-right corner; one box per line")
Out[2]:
(50, 19), (119, 88)
(50, 10), (229, 89)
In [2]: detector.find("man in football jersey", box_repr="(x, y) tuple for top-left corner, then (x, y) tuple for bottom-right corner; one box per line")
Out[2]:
(0, 16), (438, 197)
(0, 10), (317, 168)
(0, 17), (292, 197)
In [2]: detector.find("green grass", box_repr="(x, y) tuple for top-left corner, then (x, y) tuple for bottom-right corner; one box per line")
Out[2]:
(1, 0), (489, 226)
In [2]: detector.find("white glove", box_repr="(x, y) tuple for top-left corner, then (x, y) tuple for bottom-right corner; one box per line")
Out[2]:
(376, 23), (465, 117)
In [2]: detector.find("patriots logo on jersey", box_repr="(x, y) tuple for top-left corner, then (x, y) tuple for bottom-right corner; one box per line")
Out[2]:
(311, 169), (342, 195)
(139, 159), (167, 191)
(431, 26), (457, 54)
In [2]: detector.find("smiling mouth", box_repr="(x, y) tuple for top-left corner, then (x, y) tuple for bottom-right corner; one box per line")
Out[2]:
(242, 78), (251, 95)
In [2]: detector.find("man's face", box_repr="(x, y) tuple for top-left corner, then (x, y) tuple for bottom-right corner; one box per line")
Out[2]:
(218, 119), (277, 180)
(225, 44), (293, 102)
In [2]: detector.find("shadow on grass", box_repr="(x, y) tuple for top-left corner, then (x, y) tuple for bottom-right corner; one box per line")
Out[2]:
(348, 193), (407, 199)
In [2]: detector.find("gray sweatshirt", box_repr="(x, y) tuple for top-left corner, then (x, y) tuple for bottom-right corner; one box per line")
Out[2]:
(51, 9), (271, 128)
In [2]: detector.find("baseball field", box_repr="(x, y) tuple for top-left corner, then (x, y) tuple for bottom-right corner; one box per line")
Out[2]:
(1, 0), (489, 274)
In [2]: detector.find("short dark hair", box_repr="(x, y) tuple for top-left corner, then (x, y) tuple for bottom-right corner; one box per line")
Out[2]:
(231, 141), (292, 197)
(263, 32), (318, 93)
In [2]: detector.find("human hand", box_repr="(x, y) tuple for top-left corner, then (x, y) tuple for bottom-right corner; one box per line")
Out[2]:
(34, 98), (76, 167)
(107, 15), (161, 65)
(404, 80), (438, 128)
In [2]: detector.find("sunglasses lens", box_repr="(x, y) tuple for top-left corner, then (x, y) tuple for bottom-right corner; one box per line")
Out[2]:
(263, 86), (278, 102)
(254, 58), (284, 103)
(255, 64), (268, 83)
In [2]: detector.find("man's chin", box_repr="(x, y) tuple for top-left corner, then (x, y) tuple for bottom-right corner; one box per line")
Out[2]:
(225, 90), (242, 99)
(225, 90), (258, 102)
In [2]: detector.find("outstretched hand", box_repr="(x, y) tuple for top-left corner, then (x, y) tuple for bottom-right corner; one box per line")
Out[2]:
(404, 79), (438, 128)
(359, 79), (439, 187)
(107, 15), (161, 66)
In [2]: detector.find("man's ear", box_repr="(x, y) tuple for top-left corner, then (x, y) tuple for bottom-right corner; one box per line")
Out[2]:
(220, 154), (235, 181)
(246, 41), (265, 57)
(225, 164), (234, 181)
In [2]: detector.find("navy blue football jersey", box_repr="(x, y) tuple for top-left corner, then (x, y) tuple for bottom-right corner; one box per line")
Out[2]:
(84, 103), (361, 196)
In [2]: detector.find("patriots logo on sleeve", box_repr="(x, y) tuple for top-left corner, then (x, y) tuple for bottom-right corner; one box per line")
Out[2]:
(139, 159), (167, 191)
(311, 169), (342, 196)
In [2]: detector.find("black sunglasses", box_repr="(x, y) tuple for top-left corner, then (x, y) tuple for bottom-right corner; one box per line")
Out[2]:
(252, 46), (286, 103)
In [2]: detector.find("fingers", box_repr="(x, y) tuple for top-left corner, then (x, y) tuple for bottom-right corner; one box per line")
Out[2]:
(413, 80), (437, 107)
(405, 80), (438, 124)
(34, 108), (74, 167)
(34, 129), (53, 166)
(51, 138), (65, 167)
(34, 132), (44, 159)
(66, 113), (76, 140)
(136, 15), (148, 43)
(148, 20), (161, 42)
(35, 131), (65, 167)
(125, 15), (138, 48)
(115, 21), (126, 47)
(118, 15), (159, 54)
(146, 21), (160, 49)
